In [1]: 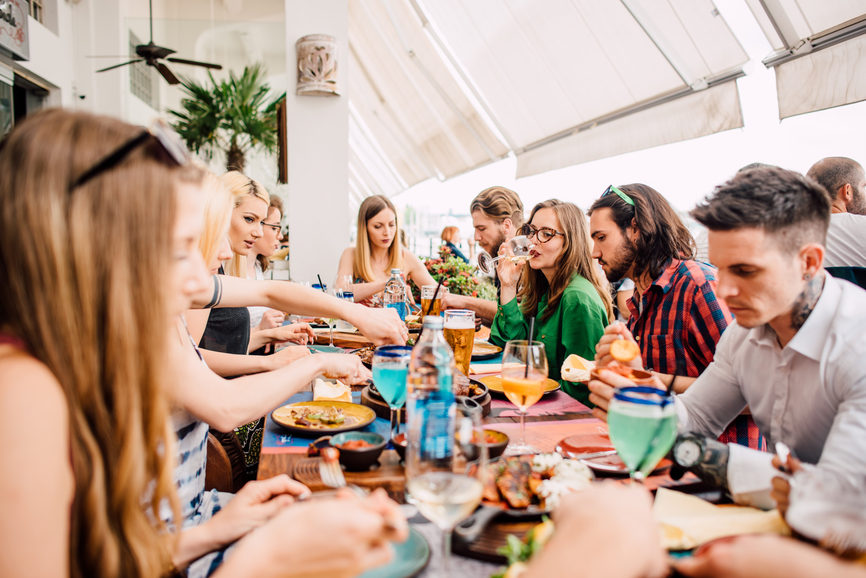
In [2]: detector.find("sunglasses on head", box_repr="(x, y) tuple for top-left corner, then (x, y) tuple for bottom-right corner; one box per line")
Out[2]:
(601, 185), (635, 206)
(69, 119), (191, 191)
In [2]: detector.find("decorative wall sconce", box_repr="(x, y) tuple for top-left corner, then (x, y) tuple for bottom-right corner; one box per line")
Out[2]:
(296, 34), (339, 96)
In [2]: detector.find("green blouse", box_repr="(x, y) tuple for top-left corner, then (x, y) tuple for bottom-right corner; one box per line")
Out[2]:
(490, 274), (608, 406)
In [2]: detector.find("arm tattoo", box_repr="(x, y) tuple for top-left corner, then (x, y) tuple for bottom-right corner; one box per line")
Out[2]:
(203, 274), (223, 309)
(790, 273), (824, 331)
(691, 437), (729, 489)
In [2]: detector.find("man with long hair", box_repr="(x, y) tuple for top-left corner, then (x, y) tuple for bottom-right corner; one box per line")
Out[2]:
(587, 183), (762, 449)
(589, 168), (866, 497)
(443, 186), (524, 325)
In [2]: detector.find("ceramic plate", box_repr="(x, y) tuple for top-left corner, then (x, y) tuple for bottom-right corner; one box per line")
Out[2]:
(271, 401), (376, 437)
(357, 526), (429, 578)
(556, 433), (672, 476)
(471, 341), (503, 361)
(480, 375), (560, 396)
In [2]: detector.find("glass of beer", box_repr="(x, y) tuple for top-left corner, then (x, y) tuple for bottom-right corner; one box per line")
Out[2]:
(444, 309), (475, 376)
(421, 285), (443, 317)
(501, 340), (548, 455)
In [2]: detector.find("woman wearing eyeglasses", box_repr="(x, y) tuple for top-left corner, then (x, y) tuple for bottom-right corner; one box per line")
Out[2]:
(490, 199), (613, 405)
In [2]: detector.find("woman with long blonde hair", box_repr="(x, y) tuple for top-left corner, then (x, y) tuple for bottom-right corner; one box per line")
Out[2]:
(337, 195), (435, 306)
(490, 199), (613, 404)
(0, 109), (408, 578)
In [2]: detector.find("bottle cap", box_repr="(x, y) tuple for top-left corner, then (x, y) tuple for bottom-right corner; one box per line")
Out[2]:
(422, 315), (444, 329)
(390, 268), (401, 275)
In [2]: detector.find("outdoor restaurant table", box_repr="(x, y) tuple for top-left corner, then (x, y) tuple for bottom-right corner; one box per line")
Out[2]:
(257, 339), (705, 576)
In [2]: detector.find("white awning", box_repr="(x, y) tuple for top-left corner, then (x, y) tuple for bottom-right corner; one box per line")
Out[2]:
(412, 0), (749, 177)
(745, 0), (866, 118)
(347, 0), (509, 191)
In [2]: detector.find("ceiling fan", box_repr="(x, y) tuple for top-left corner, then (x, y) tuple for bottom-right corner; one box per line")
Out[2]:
(94, 0), (222, 85)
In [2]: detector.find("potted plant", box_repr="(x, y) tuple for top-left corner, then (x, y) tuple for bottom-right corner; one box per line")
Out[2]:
(167, 63), (284, 172)
(412, 245), (497, 302)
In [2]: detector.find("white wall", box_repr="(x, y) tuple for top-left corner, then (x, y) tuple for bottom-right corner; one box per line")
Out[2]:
(284, 0), (349, 284)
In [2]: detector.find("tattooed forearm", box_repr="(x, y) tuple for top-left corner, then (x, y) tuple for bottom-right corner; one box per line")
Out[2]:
(691, 437), (730, 489)
(790, 273), (824, 330)
(203, 274), (223, 309)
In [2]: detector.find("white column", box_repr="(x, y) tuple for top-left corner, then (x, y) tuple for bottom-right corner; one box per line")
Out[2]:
(284, 0), (349, 285)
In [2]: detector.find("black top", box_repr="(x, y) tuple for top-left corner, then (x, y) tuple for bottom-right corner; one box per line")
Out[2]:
(199, 268), (250, 359)
(444, 241), (469, 263)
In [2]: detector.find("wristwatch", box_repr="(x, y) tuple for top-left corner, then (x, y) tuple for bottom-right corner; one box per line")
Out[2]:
(672, 433), (705, 468)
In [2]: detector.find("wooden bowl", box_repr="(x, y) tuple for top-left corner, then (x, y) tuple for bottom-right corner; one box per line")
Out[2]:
(393, 432), (408, 462)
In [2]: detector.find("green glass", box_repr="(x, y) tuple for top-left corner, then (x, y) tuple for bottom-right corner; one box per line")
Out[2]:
(607, 386), (677, 482)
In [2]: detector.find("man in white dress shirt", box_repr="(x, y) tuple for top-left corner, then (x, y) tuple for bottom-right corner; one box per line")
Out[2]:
(806, 157), (866, 268)
(589, 167), (866, 493)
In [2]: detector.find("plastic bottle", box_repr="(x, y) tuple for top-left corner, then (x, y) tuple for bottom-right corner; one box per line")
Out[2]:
(406, 315), (455, 468)
(383, 268), (407, 322)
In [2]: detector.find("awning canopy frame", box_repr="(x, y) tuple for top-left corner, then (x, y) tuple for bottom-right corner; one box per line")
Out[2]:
(761, 13), (866, 68)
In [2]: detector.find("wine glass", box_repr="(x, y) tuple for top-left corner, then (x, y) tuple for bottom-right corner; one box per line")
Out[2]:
(501, 340), (548, 456)
(405, 397), (488, 576)
(372, 345), (412, 441)
(324, 287), (341, 347)
(476, 236), (535, 274)
(334, 275), (355, 330)
(607, 386), (677, 482)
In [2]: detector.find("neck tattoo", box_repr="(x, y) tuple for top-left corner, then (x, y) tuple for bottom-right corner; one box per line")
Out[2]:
(790, 273), (824, 331)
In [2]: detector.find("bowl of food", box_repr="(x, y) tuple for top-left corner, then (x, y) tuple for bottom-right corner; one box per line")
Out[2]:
(329, 432), (387, 471)
(392, 432), (408, 462)
(456, 428), (510, 460)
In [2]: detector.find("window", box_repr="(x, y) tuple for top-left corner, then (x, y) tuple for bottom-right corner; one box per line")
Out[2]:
(129, 31), (159, 109)
(28, 0), (42, 23)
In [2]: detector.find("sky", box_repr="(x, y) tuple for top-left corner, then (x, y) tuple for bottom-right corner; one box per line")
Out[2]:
(390, 0), (866, 223)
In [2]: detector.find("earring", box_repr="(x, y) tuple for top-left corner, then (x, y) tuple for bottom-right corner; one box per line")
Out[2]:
(803, 273), (812, 281)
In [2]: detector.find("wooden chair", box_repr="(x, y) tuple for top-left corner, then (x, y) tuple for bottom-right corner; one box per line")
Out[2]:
(205, 432), (236, 494)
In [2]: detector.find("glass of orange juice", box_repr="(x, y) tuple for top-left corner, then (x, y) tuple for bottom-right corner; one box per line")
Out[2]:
(501, 340), (548, 455)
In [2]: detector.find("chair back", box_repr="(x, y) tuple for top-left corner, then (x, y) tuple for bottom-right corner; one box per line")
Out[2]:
(826, 267), (866, 290)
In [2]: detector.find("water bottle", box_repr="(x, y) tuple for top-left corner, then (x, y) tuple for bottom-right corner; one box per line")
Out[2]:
(383, 268), (407, 322)
(406, 315), (455, 469)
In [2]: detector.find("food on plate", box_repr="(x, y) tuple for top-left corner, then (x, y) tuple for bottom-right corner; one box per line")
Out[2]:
(406, 321), (422, 331)
(482, 454), (594, 510)
(273, 405), (357, 429)
(405, 314), (420, 324)
(313, 317), (327, 325)
(352, 346), (375, 366)
(313, 378), (352, 402)
(453, 368), (484, 398)
(599, 361), (656, 384)
(492, 518), (555, 578)
(338, 439), (375, 450)
(610, 338), (641, 363)
(560, 354), (594, 383)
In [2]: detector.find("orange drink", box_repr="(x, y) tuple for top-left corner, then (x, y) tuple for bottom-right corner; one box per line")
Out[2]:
(502, 372), (545, 412)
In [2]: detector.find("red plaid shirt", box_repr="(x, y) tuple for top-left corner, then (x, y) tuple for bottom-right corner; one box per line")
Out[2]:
(626, 260), (764, 450)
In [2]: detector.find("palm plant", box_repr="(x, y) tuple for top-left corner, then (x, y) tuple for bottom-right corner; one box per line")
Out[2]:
(168, 63), (285, 172)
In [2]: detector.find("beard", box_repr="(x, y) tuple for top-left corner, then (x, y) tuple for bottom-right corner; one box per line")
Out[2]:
(489, 229), (508, 256)
(602, 238), (637, 283)
(849, 188), (866, 215)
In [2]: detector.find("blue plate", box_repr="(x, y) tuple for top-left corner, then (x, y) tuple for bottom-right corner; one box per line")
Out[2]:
(357, 526), (430, 578)
(308, 344), (345, 354)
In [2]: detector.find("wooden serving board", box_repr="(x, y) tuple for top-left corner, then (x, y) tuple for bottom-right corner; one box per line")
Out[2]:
(293, 449), (407, 503)
(313, 330), (374, 349)
(452, 519), (536, 563)
(359, 387), (491, 422)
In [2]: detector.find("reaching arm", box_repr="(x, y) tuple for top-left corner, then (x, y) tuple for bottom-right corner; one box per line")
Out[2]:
(442, 293), (497, 326)
(336, 247), (388, 302)
(0, 352), (74, 578)
(198, 346), (311, 378)
(168, 332), (370, 432)
(190, 274), (406, 345)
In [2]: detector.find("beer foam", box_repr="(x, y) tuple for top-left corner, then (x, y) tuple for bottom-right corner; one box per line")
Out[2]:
(445, 317), (474, 329)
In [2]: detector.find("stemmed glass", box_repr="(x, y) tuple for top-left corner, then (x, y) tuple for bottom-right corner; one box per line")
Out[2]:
(405, 398), (488, 576)
(501, 340), (548, 455)
(476, 236), (535, 274)
(607, 386), (677, 482)
(371, 345), (412, 441)
(334, 275), (355, 330)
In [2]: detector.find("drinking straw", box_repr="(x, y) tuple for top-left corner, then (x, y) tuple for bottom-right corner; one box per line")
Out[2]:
(525, 316), (536, 378)
(425, 279), (444, 316)
(317, 274), (325, 292)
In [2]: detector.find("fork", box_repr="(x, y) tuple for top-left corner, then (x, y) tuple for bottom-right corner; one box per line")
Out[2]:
(319, 447), (352, 490)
